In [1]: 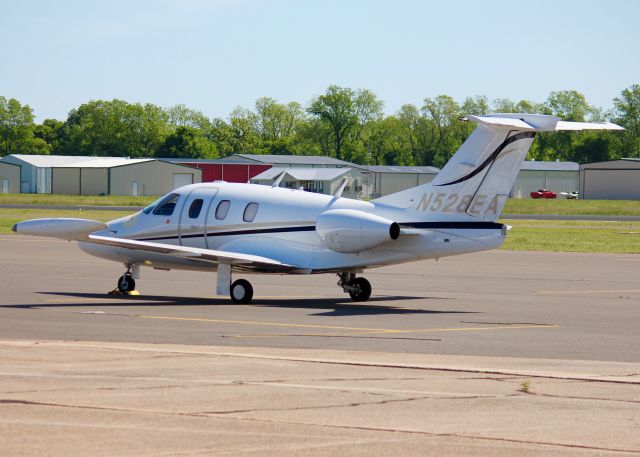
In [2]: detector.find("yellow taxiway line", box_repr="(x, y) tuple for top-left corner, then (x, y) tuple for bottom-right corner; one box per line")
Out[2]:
(538, 289), (640, 295)
(137, 314), (559, 336)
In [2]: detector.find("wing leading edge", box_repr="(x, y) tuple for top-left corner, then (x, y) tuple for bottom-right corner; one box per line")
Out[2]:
(87, 234), (304, 273)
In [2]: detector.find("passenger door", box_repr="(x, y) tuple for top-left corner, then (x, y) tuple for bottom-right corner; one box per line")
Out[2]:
(178, 187), (218, 248)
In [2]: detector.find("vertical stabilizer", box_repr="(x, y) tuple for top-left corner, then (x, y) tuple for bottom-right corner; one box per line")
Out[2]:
(373, 114), (623, 222)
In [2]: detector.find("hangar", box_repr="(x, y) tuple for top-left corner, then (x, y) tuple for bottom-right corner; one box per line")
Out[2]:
(580, 159), (640, 200)
(0, 154), (122, 193)
(52, 158), (202, 196)
(250, 167), (366, 198)
(510, 161), (579, 198)
(0, 161), (20, 193)
(366, 166), (439, 198)
(0, 155), (201, 195)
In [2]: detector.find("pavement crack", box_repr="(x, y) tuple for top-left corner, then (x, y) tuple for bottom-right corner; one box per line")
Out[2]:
(195, 394), (493, 416)
(520, 391), (640, 405)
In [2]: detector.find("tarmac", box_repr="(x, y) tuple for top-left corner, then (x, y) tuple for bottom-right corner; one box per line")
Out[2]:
(1, 235), (639, 455)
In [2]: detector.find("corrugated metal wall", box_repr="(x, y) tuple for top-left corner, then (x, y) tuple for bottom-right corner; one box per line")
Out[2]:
(0, 163), (20, 193)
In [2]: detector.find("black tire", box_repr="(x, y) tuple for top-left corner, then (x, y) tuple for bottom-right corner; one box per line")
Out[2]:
(230, 279), (253, 304)
(348, 277), (371, 302)
(117, 274), (135, 293)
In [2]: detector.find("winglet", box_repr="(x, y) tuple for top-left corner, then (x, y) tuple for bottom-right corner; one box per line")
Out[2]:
(272, 169), (288, 188)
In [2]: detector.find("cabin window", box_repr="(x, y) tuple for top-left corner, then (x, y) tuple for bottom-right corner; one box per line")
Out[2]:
(243, 202), (259, 222)
(188, 199), (203, 219)
(215, 200), (231, 220)
(152, 193), (180, 216)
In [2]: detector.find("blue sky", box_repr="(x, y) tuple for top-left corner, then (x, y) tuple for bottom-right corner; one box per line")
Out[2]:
(1, 0), (638, 121)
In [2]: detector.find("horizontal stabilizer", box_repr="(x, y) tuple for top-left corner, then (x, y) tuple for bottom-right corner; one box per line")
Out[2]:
(467, 114), (624, 132)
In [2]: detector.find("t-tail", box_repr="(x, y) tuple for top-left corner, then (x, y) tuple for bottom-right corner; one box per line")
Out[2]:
(373, 113), (623, 222)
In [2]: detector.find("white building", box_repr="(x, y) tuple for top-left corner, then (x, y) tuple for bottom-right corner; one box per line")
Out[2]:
(580, 159), (640, 200)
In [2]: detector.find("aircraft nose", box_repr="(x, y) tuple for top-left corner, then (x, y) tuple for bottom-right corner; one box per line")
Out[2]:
(11, 223), (18, 232)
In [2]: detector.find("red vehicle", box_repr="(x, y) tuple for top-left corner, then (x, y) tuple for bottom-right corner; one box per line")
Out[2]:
(530, 189), (557, 199)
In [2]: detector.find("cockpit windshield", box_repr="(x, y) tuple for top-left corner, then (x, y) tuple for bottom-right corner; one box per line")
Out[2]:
(142, 193), (180, 216)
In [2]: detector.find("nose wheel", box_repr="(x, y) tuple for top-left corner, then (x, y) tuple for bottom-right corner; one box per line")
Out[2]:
(117, 274), (136, 293)
(338, 272), (372, 302)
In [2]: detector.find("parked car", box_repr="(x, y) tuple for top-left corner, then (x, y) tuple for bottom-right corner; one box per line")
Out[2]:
(559, 191), (579, 199)
(530, 189), (557, 199)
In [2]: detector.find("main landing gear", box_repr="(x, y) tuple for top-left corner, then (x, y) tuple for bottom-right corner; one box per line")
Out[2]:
(338, 272), (372, 302)
(230, 279), (253, 304)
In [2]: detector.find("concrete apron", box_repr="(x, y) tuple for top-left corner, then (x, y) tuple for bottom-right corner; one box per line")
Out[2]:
(1, 339), (639, 457)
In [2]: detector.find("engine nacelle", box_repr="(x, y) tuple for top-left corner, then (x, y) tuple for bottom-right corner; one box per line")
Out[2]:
(315, 209), (400, 253)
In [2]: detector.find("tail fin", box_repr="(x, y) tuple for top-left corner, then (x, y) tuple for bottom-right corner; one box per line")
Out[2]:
(373, 114), (623, 221)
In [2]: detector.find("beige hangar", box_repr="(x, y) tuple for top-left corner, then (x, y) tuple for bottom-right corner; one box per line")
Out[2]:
(52, 159), (201, 196)
(0, 161), (21, 193)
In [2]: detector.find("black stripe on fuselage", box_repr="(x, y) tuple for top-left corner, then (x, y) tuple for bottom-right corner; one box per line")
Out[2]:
(140, 225), (316, 241)
(435, 131), (536, 187)
(400, 221), (503, 230)
(136, 221), (502, 242)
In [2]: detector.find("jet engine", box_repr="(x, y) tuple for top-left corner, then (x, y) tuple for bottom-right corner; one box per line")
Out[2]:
(315, 209), (400, 253)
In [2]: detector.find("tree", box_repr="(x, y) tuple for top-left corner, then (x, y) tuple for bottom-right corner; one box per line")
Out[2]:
(421, 95), (464, 167)
(308, 85), (358, 161)
(60, 99), (170, 157)
(0, 96), (50, 155)
(166, 104), (211, 130)
(612, 84), (640, 158)
(155, 126), (217, 159)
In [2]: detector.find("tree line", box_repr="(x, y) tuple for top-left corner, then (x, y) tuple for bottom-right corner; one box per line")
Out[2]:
(1, 84), (639, 166)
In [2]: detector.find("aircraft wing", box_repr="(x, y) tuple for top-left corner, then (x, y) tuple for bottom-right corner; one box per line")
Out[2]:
(87, 234), (303, 273)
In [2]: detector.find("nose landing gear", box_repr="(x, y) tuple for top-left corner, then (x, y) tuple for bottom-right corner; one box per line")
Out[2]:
(338, 272), (372, 302)
(115, 263), (139, 294)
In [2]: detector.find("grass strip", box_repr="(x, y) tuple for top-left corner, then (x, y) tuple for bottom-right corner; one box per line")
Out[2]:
(0, 194), (155, 207)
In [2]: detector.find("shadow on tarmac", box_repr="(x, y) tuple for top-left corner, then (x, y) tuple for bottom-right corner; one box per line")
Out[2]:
(1, 292), (477, 317)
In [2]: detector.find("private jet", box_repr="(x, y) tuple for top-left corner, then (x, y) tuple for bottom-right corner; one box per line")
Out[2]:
(13, 114), (623, 304)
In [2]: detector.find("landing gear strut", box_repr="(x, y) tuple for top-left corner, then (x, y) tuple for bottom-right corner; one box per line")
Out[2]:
(338, 272), (371, 302)
(117, 264), (137, 293)
(217, 263), (254, 304)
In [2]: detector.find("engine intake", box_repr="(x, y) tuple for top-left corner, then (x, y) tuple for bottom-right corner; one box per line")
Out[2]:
(316, 209), (400, 253)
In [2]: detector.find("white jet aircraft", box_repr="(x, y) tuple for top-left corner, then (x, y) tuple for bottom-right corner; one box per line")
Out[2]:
(13, 114), (623, 304)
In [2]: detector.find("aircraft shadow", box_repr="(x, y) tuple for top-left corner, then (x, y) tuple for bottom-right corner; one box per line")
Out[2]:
(1, 292), (477, 317)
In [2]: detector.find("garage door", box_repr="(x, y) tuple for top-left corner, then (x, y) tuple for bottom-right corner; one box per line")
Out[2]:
(583, 169), (640, 200)
(173, 173), (193, 190)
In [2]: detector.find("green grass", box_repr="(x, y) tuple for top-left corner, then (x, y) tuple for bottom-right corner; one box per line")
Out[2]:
(503, 199), (640, 216)
(501, 219), (640, 253)
(0, 193), (156, 206)
(2, 194), (639, 216)
(0, 209), (132, 235)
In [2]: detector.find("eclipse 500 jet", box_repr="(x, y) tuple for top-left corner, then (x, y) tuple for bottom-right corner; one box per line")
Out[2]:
(13, 114), (623, 304)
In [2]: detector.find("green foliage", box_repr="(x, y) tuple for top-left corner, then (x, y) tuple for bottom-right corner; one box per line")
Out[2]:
(155, 126), (218, 159)
(0, 96), (50, 155)
(1, 84), (638, 165)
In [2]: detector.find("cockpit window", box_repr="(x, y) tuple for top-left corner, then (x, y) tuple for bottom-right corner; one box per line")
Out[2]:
(243, 202), (259, 222)
(215, 200), (230, 220)
(188, 199), (204, 219)
(152, 193), (180, 216)
(142, 196), (164, 214)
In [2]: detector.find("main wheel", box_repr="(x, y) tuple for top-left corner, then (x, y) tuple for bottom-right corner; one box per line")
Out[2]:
(348, 277), (371, 302)
(117, 274), (135, 293)
(230, 279), (253, 304)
